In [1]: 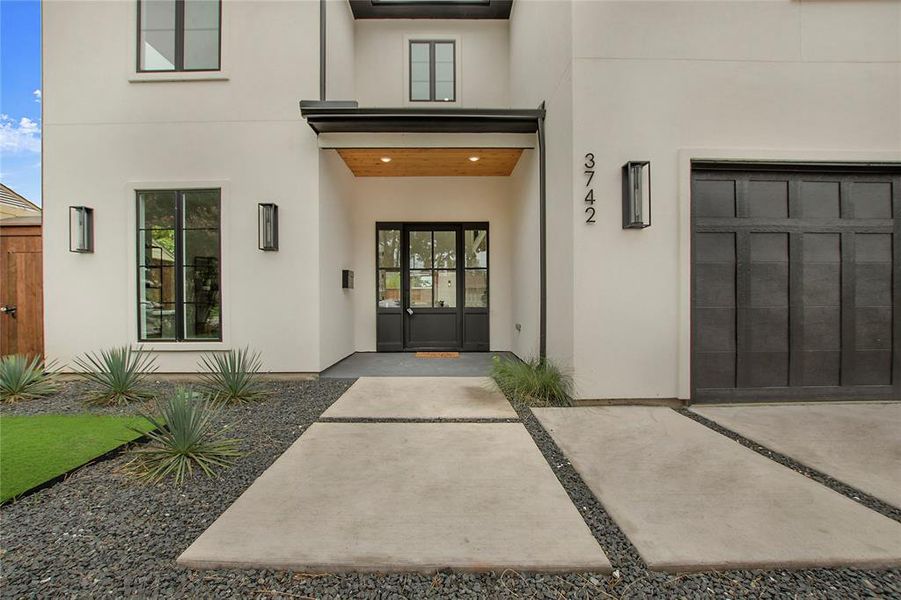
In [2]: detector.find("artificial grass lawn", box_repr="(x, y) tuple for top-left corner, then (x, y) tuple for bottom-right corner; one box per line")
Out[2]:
(0, 414), (155, 502)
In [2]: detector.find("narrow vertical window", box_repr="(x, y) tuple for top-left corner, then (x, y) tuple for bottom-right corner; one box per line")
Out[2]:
(139, 0), (221, 72)
(377, 228), (401, 308)
(409, 40), (455, 102)
(138, 189), (221, 341)
(464, 228), (488, 307)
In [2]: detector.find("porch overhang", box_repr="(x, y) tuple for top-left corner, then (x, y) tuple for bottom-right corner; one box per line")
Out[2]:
(300, 101), (544, 135)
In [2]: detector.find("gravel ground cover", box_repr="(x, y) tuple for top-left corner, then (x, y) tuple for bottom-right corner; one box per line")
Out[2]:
(1, 382), (899, 599)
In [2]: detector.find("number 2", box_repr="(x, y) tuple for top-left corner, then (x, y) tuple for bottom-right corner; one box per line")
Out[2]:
(585, 206), (596, 223)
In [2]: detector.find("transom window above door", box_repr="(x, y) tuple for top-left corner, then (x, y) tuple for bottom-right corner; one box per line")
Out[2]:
(409, 40), (456, 102)
(138, 0), (221, 72)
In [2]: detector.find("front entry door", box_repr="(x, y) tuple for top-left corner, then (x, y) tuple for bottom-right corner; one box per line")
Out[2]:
(376, 222), (489, 352)
(405, 225), (461, 350)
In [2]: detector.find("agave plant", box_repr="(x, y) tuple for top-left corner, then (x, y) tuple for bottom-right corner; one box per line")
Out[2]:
(490, 355), (573, 407)
(127, 387), (242, 484)
(0, 354), (58, 403)
(197, 347), (267, 404)
(74, 346), (157, 405)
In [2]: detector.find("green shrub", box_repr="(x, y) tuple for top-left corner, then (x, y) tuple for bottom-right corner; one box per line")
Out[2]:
(127, 387), (242, 484)
(490, 355), (573, 407)
(74, 346), (156, 405)
(0, 355), (58, 403)
(198, 347), (267, 404)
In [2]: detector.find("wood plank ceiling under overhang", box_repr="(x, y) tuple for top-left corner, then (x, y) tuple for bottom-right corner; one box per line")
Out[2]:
(336, 148), (524, 177)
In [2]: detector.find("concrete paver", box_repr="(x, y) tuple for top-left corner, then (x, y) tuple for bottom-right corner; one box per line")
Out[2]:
(692, 403), (901, 509)
(534, 406), (901, 572)
(178, 422), (610, 573)
(320, 376), (516, 419)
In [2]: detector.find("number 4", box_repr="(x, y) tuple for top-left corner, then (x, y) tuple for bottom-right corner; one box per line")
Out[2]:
(585, 189), (594, 204)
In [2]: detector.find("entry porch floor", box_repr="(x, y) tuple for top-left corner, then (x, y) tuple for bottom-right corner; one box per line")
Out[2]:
(319, 351), (514, 378)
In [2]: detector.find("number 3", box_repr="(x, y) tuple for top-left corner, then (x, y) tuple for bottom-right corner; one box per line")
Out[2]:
(584, 153), (595, 169)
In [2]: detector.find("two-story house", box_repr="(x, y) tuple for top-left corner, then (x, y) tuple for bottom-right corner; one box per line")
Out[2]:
(43, 0), (900, 403)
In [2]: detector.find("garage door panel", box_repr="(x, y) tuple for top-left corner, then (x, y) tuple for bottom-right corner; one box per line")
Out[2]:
(695, 308), (736, 352)
(855, 350), (892, 385)
(801, 351), (841, 387)
(855, 233), (892, 262)
(749, 263), (789, 307)
(800, 180), (842, 218)
(694, 180), (737, 217)
(694, 264), (735, 306)
(855, 307), (892, 350)
(855, 263), (892, 306)
(742, 351), (790, 388)
(802, 306), (841, 350)
(694, 352), (736, 389)
(746, 307), (789, 352)
(692, 165), (899, 402)
(695, 232), (735, 262)
(747, 180), (789, 218)
(853, 182), (893, 219)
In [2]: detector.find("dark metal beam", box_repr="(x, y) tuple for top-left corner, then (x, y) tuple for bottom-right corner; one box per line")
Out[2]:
(537, 101), (546, 360)
(320, 0), (326, 101)
(299, 103), (544, 134)
(349, 0), (513, 20)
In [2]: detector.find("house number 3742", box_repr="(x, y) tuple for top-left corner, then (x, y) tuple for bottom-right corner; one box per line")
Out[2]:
(583, 153), (596, 224)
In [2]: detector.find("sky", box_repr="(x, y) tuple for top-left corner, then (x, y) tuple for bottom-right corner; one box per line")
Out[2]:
(0, 0), (42, 205)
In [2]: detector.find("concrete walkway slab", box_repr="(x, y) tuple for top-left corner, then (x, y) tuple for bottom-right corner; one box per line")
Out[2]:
(533, 406), (901, 572)
(320, 377), (516, 419)
(692, 403), (901, 509)
(178, 422), (610, 573)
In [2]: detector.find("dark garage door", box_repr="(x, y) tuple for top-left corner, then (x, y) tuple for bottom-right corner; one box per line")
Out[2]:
(691, 162), (900, 402)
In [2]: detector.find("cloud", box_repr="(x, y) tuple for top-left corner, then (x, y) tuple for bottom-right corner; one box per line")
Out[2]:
(33, 89), (42, 103)
(0, 115), (41, 154)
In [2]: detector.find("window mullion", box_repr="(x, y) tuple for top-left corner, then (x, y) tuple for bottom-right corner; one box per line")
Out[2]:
(429, 42), (436, 102)
(175, 191), (185, 341)
(175, 0), (185, 71)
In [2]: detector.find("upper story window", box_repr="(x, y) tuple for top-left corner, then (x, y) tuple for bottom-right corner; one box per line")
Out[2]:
(138, 0), (221, 72)
(409, 40), (455, 102)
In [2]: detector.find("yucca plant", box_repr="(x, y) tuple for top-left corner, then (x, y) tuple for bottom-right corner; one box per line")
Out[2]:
(197, 347), (267, 404)
(0, 354), (58, 403)
(490, 355), (573, 407)
(74, 346), (157, 405)
(127, 387), (242, 484)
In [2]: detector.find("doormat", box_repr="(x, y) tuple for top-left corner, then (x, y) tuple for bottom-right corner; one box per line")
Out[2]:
(415, 352), (460, 359)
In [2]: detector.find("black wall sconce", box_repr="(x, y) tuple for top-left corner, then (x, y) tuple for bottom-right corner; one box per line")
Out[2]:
(622, 161), (651, 229)
(69, 206), (94, 252)
(258, 203), (279, 251)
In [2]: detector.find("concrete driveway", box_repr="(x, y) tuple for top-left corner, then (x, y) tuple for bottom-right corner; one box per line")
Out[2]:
(692, 402), (901, 509)
(534, 406), (901, 572)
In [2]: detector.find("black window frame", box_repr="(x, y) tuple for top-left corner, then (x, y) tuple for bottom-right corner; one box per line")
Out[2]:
(136, 188), (223, 343)
(408, 39), (456, 103)
(136, 0), (223, 73)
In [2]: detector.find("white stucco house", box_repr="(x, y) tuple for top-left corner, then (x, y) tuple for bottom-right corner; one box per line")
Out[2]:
(43, 0), (900, 402)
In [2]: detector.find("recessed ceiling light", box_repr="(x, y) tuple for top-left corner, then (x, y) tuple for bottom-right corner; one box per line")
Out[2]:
(380, 156), (392, 163)
(468, 156), (480, 162)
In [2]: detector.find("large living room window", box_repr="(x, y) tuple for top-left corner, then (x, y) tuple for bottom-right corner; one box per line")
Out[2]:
(138, 0), (221, 72)
(409, 40), (455, 102)
(137, 189), (221, 341)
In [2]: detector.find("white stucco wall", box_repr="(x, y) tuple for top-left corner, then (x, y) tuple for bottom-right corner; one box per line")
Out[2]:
(570, 0), (901, 400)
(43, 0), (324, 372)
(326, 0), (355, 100)
(509, 0), (575, 370)
(354, 19), (510, 108)
(318, 150), (356, 370)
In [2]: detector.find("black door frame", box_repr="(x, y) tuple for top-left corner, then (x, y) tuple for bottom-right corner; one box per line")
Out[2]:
(376, 221), (489, 352)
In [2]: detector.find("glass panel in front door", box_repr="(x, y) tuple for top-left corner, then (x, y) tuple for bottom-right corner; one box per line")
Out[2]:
(408, 229), (457, 308)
